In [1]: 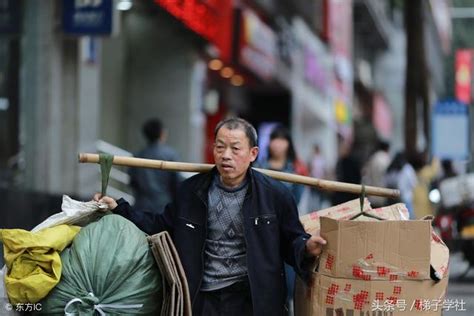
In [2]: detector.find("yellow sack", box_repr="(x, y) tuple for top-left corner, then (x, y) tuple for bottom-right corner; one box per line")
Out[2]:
(0, 225), (80, 304)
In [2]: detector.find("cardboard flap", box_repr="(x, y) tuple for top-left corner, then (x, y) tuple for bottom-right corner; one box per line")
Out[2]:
(430, 229), (450, 279)
(300, 198), (371, 235)
(300, 200), (410, 236)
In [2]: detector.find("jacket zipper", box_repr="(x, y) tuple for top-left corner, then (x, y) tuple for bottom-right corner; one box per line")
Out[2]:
(192, 192), (208, 306)
(241, 193), (254, 310)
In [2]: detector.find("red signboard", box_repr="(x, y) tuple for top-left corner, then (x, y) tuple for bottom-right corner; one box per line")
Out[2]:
(154, 0), (233, 62)
(238, 8), (277, 80)
(455, 49), (472, 104)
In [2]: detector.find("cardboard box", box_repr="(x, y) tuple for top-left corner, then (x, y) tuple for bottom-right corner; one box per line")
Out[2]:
(300, 199), (410, 236)
(299, 202), (448, 280)
(295, 272), (449, 316)
(319, 217), (432, 281)
(296, 202), (450, 316)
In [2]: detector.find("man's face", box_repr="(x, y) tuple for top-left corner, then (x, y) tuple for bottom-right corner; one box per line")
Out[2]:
(214, 127), (259, 187)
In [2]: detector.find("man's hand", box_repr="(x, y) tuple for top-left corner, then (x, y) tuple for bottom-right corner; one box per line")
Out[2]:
(305, 235), (327, 258)
(93, 193), (118, 211)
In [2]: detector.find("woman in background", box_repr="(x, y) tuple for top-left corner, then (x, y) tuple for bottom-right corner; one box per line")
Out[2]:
(258, 126), (307, 315)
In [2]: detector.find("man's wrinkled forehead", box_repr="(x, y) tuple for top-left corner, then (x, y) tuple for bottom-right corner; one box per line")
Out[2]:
(214, 119), (258, 147)
(215, 128), (250, 146)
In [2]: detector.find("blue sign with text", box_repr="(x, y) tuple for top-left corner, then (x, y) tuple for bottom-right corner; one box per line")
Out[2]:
(63, 0), (113, 35)
(432, 99), (470, 160)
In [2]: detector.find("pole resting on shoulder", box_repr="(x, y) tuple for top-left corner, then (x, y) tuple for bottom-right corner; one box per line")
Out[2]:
(78, 153), (400, 199)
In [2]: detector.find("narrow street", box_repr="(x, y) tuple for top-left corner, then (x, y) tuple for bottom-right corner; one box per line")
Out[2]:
(444, 252), (474, 315)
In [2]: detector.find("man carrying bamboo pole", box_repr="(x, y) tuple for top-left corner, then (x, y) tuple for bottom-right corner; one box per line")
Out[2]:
(94, 117), (326, 316)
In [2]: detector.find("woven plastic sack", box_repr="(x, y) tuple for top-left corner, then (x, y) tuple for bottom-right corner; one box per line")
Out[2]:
(40, 215), (162, 315)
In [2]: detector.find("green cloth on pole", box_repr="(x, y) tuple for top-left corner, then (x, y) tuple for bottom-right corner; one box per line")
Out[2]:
(99, 154), (114, 196)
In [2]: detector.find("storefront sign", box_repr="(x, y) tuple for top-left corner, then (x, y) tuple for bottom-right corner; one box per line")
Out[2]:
(432, 99), (469, 160)
(154, 0), (233, 62)
(239, 8), (277, 80)
(275, 16), (294, 67)
(63, 0), (113, 35)
(293, 18), (331, 93)
(304, 46), (329, 92)
(455, 49), (472, 105)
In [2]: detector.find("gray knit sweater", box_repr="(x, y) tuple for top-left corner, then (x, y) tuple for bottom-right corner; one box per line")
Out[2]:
(201, 175), (249, 291)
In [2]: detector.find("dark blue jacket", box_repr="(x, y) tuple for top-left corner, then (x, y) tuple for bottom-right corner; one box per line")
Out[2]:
(114, 167), (312, 315)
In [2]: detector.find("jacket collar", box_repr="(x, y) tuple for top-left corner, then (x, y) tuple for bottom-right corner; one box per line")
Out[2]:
(193, 166), (254, 203)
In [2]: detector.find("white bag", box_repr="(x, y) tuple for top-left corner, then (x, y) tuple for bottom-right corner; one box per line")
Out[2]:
(31, 195), (107, 232)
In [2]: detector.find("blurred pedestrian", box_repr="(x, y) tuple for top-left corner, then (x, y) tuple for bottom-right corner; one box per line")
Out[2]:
(440, 159), (457, 181)
(411, 151), (440, 219)
(257, 126), (307, 316)
(361, 140), (391, 208)
(129, 118), (182, 214)
(259, 126), (307, 204)
(385, 152), (417, 219)
(331, 137), (362, 205)
(309, 144), (328, 210)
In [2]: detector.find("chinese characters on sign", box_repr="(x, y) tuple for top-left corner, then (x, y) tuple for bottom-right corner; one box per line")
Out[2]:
(63, 0), (113, 35)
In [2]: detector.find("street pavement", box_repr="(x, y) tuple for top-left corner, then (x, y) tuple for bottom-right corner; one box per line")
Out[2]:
(444, 251), (474, 315)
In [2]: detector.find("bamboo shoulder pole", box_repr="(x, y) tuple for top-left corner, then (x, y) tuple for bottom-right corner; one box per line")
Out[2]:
(79, 153), (400, 199)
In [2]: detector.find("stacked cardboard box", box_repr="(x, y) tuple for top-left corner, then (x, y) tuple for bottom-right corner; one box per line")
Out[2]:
(296, 200), (449, 316)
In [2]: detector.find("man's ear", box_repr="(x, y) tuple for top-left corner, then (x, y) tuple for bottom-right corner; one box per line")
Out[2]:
(250, 147), (259, 162)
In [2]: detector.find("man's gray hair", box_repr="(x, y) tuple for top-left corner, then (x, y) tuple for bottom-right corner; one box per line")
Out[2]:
(214, 118), (258, 147)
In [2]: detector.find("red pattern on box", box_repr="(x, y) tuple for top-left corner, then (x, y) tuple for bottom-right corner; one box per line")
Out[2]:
(414, 299), (422, 310)
(353, 291), (369, 310)
(352, 266), (363, 278)
(408, 271), (419, 278)
(389, 274), (398, 281)
(325, 254), (335, 270)
(393, 286), (401, 295)
(328, 284), (340, 295)
(432, 232), (442, 243)
(326, 295), (334, 305)
(377, 266), (390, 276)
(344, 283), (352, 292)
(310, 212), (319, 220)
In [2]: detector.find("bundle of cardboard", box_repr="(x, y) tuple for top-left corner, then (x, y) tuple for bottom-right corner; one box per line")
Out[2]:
(296, 199), (450, 316)
(148, 232), (192, 316)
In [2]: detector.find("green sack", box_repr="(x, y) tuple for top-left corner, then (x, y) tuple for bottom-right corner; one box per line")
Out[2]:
(39, 214), (162, 315)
